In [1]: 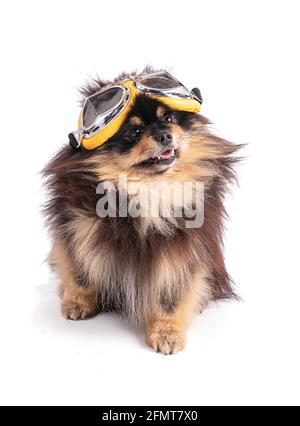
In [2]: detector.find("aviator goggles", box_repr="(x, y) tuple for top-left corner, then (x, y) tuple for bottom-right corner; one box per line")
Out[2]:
(68, 71), (203, 151)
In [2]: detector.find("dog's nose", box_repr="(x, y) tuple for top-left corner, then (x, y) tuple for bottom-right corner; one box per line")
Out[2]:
(157, 130), (173, 145)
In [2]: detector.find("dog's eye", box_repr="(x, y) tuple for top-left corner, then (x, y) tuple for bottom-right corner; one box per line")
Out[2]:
(130, 127), (143, 139)
(161, 113), (173, 123)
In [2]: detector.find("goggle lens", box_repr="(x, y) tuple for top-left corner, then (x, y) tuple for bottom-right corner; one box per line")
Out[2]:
(139, 73), (179, 90)
(82, 86), (125, 128)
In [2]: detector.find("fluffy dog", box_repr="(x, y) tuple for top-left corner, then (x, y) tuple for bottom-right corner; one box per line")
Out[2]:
(43, 69), (242, 354)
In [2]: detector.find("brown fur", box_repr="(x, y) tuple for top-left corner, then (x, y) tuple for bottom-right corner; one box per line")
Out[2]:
(43, 70), (242, 354)
(50, 240), (97, 319)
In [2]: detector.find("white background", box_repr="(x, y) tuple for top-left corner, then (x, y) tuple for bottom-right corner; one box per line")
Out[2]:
(0, 0), (299, 406)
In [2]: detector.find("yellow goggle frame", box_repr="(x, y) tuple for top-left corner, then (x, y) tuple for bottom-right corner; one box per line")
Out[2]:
(70, 74), (202, 151)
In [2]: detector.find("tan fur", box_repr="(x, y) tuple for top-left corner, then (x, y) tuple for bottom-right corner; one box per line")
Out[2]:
(87, 125), (222, 187)
(170, 123), (184, 140)
(156, 106), (166, 118)
(133, 134), (157, 161)
(60, 212), (117, 307)
(146, 271), (211, 354)
(49, 207), (211, 329)
(129, 116), (143, 126)
(50, 239), (97, 320)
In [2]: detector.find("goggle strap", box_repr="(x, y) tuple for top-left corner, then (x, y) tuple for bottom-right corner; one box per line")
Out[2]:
(191, 87), (203, 104)
(68, 132), (81, 151)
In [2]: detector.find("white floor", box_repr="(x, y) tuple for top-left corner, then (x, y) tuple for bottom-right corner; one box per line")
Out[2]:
(1, 249), (299, 406)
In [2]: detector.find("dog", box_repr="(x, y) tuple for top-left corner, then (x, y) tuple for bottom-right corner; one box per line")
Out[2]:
(43, 68), (242, 354)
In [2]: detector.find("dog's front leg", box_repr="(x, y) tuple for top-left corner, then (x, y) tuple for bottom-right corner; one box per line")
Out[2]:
(145, 272), (210, 355)
(50, 239), (98, 320)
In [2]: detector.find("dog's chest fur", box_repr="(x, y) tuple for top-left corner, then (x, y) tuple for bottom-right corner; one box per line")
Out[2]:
(62, 206), (204, 322)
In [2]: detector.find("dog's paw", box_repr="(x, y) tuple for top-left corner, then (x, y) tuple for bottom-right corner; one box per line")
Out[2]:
(61, 301), (96, 320)
(146, 321), (186, 355)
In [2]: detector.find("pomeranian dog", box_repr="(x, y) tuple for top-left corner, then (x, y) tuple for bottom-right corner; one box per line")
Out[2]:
(43, 68), (241, 354)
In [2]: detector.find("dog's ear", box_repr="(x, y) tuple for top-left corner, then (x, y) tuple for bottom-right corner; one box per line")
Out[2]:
(191, 87), (203, 104)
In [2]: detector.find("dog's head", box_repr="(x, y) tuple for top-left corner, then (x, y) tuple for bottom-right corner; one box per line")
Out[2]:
(78, 75), (225, 186)
(100, 94), (200, 174)
(46, 70), (240, 192)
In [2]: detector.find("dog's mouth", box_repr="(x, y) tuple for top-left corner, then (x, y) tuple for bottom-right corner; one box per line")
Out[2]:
(138, 148), (177, 167)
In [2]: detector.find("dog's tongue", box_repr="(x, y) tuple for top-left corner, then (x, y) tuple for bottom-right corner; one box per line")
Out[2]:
(154, 149), (175, 160)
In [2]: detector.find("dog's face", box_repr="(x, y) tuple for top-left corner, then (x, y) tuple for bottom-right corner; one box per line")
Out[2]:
(77, 77), (227, 186)
(91, 94), (200, 180)
(70, 70), (237, 188)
